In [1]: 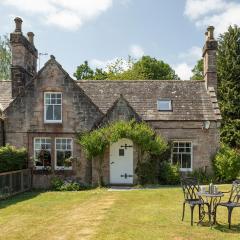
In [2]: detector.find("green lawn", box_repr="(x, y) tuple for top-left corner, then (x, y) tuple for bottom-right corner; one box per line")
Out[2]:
(0, 185), (240, 240)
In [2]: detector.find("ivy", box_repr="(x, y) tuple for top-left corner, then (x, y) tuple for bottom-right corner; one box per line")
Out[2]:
(78, 120), (169, 186)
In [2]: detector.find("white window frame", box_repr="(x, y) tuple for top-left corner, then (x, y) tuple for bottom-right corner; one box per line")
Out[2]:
(157, 99), (172, 111)
(55, 138), (73, 170)
(171, 140), (193, 172)
(34, 137), (52, 170)
(44, 92), (62, 123)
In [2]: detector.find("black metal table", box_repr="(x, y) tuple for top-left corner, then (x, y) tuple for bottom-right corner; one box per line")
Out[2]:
(197, 191), (224, 226)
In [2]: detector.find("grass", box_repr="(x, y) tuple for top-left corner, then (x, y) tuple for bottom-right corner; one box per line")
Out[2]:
(0, 185), (240, 240)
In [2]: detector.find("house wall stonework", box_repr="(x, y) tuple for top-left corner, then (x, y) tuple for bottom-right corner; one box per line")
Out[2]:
(3, 59), (103, 188)
(150, 120), (220, 172)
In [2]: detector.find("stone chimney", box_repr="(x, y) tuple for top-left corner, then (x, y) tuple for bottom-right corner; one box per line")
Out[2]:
(202, 26), (218, 91)
(10, 17), (38, 98)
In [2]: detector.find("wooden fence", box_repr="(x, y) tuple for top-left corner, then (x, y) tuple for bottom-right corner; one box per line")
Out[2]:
(0, 169), (31, 200)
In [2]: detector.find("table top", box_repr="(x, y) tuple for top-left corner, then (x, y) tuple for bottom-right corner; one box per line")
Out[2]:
(197, 192), (224, 197)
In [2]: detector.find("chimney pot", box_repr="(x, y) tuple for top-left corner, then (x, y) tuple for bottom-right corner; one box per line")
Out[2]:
(27, 32), (34, 45)
(14, 17), (23, 33)
(207, 26), (214, 40)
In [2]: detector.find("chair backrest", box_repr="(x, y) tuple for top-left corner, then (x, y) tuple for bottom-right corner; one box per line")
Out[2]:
(181, 177), (199, 200)
(228, 180), (240, 203)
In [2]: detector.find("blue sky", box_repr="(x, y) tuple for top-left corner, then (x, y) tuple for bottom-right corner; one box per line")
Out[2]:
(1, 0), (240, 79)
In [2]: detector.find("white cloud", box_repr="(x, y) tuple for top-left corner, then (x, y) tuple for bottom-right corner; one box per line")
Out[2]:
(184, 0), (240, 35)
(178, 46), (202, 63)
(130, 45), (144, 58)
(2, 0), (113, 30)
(184, 0), (227, 20)
(174, 62), (193, 80)
(90, 57), (131, 72)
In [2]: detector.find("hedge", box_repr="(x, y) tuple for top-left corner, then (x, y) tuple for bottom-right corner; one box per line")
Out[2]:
(0, 145), (27, 173)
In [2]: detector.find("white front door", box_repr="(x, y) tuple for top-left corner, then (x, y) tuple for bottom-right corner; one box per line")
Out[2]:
(110, 138), (133, 184)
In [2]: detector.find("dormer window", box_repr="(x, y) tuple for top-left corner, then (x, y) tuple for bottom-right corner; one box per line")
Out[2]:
(44, 92), (62, 123)
(157, 99), (172, 111)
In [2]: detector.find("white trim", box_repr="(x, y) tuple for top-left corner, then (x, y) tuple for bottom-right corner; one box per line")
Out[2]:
(171, 140), (193, 172)
(55, 138), (73, 170)
(33, 137), (52, 170)
(44, 92), (62, 123)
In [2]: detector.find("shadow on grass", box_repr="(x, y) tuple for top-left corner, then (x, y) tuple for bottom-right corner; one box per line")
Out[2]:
(213, 223), (240, 233)
(0, 191), (41, 210)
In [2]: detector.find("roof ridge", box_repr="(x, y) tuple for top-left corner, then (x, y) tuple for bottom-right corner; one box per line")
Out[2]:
(75, 80), (205, 83)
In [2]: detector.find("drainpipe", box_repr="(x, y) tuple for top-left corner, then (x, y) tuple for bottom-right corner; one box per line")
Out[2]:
(0, 118), (5, 146)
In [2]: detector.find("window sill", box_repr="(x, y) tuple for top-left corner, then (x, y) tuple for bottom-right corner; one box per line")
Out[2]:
(180, 168), (192, 172)
(55, 167), (72, 171)
(44, 121), (62, 124)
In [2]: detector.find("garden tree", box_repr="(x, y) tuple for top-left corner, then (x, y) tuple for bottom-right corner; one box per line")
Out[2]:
(74, 60), (94, 80)
(191, 59), (203, 80)
(78, 120), (169, 186)
(191, 26), (240, 148)
(217, 25), (240, 148)
(74, 56), (179, 80)
(128, 56), (179, 80)
(0, 35), (11, 80)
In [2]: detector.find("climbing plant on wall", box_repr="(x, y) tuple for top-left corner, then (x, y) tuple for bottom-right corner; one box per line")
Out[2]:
(78, 120), (169, 186)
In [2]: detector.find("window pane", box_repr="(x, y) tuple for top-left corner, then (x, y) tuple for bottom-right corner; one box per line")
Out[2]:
(179, 147), (185, 152)
(57, 151), (64, 167)
(186, 143), (191, 148)
(54, 105), (61, 120)
(157, 100), (172, 111)
(46, 105), (53, 120)
(182, 154), (191, 169)
(186, 147), (191, 153)
(172, 154), (180, 165)
(35, 149), (51, 167)
(51, 98), (56, 104)
(179, 143), (184, 148)
(35, 151), (43, 166)
(119, 149), (124, 156)
(173, 147), (178, 153)
(56, 150), (72, 167)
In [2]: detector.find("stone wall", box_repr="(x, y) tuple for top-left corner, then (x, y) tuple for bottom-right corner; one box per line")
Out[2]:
(149, 120), (220, 172)
(3, 58), (103, 188)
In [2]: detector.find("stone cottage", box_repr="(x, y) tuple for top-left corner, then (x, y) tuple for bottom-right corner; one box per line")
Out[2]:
(0, 18), (221, 188)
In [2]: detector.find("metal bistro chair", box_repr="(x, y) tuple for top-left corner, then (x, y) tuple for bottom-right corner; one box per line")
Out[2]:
(181, 177), (210, 226)
(215, 180), (240, 229)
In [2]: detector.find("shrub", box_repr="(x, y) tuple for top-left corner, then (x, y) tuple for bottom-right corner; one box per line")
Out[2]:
(213, 144), (240, 182)
(51, 177), (90, 191)
(158, 161), (180, 185)
(188, 168), (215, 184)
(51, 177), (64, 191)
(0, 145), (27, 173)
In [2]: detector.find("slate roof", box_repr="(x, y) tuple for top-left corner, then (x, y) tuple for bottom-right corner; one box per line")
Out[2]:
(77, 80), (221, 121)
(0, 77), (221, 121)
(0, 81), (12, 111)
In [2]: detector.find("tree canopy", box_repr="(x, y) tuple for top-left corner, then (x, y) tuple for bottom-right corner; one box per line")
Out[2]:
(191, 59), (203, 80)
(192, 25), (240, 148)
(217, 25), (240, 148)
(0, 35), (11, 80)
(74, 56), (179, 80)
